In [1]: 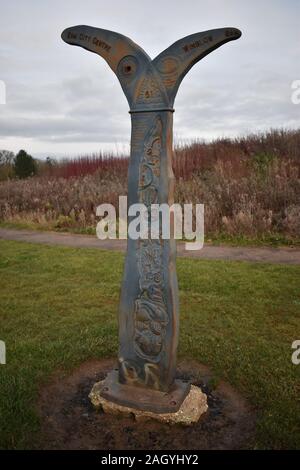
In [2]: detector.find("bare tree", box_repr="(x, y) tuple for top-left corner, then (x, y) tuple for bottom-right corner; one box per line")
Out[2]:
(0, 150), (14, 165)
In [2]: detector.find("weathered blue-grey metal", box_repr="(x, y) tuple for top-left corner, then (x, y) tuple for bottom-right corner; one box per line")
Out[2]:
(62, 26), (241, 413)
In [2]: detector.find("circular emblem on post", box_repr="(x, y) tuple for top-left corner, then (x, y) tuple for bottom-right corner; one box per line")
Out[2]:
(156, 56), (179, 75)
(155, 56), (180, 89)
(117, 55), (139, 81)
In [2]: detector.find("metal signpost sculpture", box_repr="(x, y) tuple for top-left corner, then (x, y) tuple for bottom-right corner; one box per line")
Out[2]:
(62, 26), (241, 414)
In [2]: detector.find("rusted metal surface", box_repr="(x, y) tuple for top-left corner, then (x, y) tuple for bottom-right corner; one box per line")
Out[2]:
(61, 26), (241, 412)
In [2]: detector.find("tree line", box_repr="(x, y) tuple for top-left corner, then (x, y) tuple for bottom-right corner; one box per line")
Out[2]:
(0, 150), (55, 181)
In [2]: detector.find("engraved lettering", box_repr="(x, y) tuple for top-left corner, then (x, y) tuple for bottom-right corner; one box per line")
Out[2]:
(79, 33), (91, 42)
(92, 36), (111, 52)
(182, 35), (213, 53)
(225, 29), (237, 37)
(68, 31), (77, 40)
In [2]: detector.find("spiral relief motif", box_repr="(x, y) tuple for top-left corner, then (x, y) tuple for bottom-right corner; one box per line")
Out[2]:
(133, 117), (169, 363)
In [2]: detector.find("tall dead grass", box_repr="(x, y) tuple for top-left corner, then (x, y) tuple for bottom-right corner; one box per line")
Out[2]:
(1, 129), (299, 242)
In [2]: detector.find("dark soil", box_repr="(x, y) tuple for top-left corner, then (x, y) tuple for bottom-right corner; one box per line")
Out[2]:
(36, 358), (256, 450)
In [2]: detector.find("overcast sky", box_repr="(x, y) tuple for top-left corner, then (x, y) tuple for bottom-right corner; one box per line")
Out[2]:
(0, 0), (299, 158)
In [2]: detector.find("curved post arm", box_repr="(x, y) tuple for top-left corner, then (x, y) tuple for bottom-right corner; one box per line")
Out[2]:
(61, 25), (153, 108)
(153, 27), (241, 106)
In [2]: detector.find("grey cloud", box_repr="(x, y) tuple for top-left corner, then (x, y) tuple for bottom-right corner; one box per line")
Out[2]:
(0, 0), (299, 156)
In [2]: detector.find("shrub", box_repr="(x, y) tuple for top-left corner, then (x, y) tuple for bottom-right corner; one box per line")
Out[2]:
(14, 150), (37, 179)
(0, 150), (14, 181)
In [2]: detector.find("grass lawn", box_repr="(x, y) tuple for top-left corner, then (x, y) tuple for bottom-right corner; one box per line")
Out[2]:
(0, 239), (299, 449)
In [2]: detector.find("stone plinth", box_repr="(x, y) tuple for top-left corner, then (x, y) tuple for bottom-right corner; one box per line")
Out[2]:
(89, 381), (208, 426)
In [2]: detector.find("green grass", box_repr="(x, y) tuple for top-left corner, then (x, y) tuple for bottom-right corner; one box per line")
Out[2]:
(0, 220), (97, 235)
(207, 232), (300, 247)
(0, 240), (299, 449)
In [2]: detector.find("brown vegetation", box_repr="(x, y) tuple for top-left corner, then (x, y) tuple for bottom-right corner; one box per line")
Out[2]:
(1, 129), (299, 243)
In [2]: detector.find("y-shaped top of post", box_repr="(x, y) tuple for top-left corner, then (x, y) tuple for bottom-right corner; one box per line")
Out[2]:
(61, 26), (241, 112)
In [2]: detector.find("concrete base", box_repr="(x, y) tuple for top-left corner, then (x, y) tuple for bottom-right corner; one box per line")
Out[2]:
(89, 381), (208, 426)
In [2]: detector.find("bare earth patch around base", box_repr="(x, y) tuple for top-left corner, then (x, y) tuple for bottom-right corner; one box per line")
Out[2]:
(36, 359), (256, 450)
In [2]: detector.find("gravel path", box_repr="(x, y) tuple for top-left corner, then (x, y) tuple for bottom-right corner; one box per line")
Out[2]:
(0, 227), (299, 264)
